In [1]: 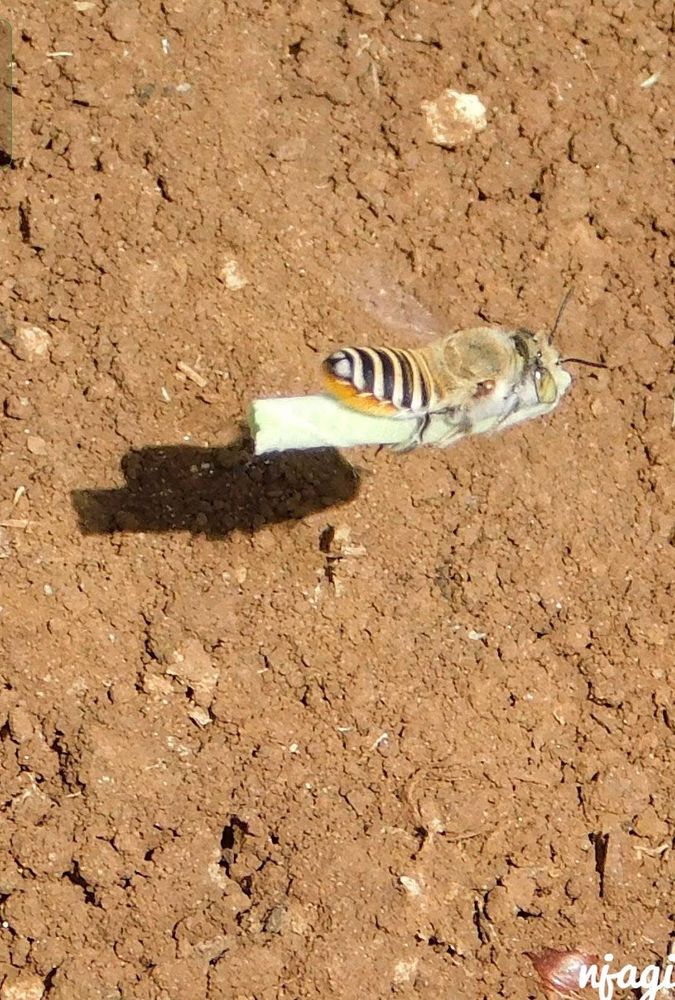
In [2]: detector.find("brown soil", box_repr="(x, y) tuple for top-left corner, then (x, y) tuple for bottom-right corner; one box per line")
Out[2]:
(1, 2), (673, 998)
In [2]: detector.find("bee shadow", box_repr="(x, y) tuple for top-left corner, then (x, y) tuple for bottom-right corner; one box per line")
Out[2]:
(71, 437), (360, 538)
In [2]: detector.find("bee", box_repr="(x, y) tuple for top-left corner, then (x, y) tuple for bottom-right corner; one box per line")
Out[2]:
(321, 290), (604, 451)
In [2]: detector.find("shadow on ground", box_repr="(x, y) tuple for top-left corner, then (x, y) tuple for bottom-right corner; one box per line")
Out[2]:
(72, 438), (360, 538)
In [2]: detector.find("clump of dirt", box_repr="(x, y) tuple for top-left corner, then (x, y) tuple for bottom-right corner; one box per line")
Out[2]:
(0, 1), (672, 998)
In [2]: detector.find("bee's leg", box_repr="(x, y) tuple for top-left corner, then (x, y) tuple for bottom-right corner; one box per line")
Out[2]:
(435, 396), (521, 448)
(433, 408), (472, 448)
(389, 413), (430, 453)
(435, 428), (466, 448)
(495, 396), (520, 427)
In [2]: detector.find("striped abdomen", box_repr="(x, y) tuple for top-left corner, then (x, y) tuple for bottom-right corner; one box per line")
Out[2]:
(322, 346), (437, 417)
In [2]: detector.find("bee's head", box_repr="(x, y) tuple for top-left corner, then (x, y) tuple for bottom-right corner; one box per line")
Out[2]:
(512, 289), (607, 406)
(511, 328), (561, 405)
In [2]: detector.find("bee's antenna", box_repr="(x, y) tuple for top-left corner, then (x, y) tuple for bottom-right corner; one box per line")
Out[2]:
(548, 286), (574, 344)
(561, 356), (608, 370)
(551, 287), (608, 369)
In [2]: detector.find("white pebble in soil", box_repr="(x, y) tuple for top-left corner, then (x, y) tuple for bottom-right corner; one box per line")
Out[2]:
(2, 323), (52, 362)
(421, 89), (487, 147)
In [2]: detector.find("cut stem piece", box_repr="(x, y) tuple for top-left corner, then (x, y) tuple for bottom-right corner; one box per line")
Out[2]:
(249, 394), (424, 454)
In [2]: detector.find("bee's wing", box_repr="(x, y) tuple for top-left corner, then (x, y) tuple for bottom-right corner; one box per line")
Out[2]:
(335, 257), (444, 342)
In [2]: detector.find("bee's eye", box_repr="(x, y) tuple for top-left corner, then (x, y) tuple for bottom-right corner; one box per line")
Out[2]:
(535, 368), (557, 404)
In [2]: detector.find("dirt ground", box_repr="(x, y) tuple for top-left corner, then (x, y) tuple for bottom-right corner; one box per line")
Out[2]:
(1, 1), (673, 998)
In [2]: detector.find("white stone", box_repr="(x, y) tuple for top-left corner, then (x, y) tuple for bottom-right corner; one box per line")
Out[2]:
(422, 89), (487, 147)
(220, 259), (248, 290)
(399, 874), (423, 896)
(6, 324), (52, 362)
(1, 974), (46, 1000)
(393, 958), (418, 985)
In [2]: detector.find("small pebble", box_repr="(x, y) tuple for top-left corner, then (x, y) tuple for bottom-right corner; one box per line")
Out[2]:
(144, 674), (174, 697)
(188, 706), (212, 727)
(2, 324), (51, 362)
(8, 706), (34, 743)
(421, 89), (487, 147)
(632, 804), (669, 840)
(219, 259), (248, 290)
(26, 435), (48, 456)
(399, 875), (423, 896)
(0, 972), (45, 1000)
(0, 527), (12, 560)
(4, 395), (31, 419)
(263, 905), (287, 934)
(393, 959), (418, 987)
